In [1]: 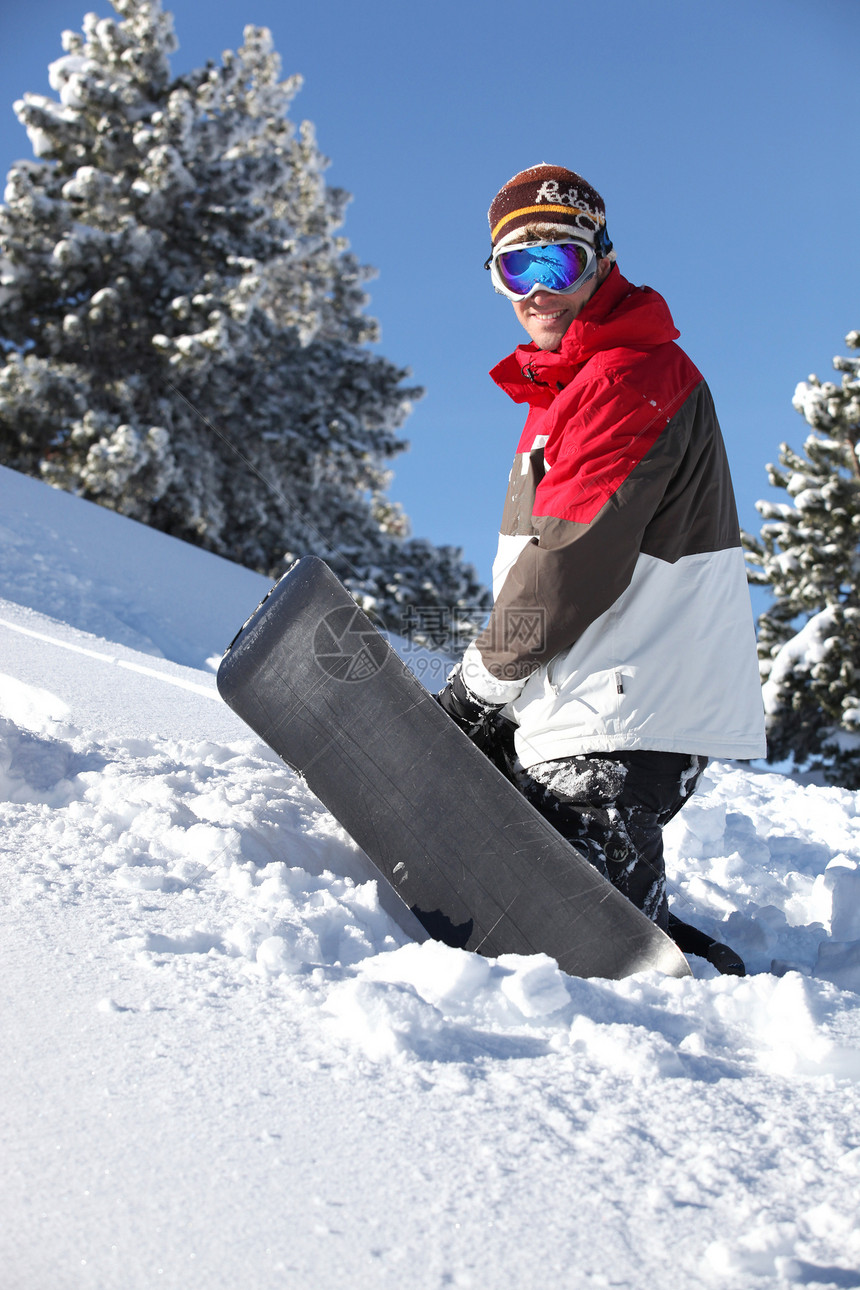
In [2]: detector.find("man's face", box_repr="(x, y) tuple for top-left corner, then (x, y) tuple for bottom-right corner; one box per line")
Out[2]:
(512, 258), (611, 351)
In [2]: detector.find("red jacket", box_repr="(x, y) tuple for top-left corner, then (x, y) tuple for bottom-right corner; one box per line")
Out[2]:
(461, 266), (766, 765)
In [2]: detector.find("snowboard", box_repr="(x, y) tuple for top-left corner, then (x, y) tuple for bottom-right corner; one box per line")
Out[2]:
(216, 556), (691, 980)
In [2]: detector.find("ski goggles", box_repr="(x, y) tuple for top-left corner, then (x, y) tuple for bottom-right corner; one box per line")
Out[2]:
(485, 239), (598, 302)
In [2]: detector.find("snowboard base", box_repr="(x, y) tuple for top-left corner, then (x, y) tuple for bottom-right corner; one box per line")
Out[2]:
(217, 557), (691, 980)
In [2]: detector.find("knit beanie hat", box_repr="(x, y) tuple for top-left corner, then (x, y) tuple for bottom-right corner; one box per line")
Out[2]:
(488, 164), (612, 255)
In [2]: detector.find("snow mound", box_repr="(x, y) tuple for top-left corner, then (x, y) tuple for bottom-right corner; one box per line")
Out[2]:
(3, 687), (859, 1087)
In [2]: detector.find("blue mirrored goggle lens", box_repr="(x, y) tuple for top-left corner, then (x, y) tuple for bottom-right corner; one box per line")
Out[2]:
(496, 242), (590, 296)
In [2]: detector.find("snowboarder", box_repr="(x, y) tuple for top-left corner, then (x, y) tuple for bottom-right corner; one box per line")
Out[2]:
(437, 164), (766, 960)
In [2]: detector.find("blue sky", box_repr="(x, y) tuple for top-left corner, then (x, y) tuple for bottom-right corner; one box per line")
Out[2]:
(1, 0), (858, 596)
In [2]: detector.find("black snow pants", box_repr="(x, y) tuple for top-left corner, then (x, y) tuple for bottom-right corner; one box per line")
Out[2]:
(478, 720), (706, 930)
(514, 749), (706, 930)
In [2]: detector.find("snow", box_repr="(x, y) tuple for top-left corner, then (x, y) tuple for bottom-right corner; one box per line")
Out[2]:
(48, 54), (91, 109)
(2, 464), (860, 1290)
(761, 606), (838, 714)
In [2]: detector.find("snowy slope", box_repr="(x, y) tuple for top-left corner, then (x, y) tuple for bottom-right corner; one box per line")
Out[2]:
(1, 463), (860, 1290)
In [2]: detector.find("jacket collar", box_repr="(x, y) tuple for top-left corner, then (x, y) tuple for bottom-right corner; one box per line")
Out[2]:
(489, 265), (681, 407)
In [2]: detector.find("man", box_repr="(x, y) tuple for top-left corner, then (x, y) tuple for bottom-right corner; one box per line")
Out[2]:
(437, 164), (766, 948)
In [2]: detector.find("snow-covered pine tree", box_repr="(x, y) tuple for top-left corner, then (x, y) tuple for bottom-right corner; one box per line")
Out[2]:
(744, 329), (860, 786)
(0, 0), (490, 642)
